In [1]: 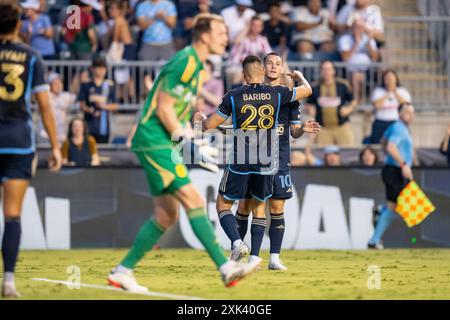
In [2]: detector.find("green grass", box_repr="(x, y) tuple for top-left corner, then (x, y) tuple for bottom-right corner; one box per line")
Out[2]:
(5, 249), (450, 300)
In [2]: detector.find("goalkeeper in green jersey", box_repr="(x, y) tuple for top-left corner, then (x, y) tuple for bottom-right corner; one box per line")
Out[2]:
(107, 14), (262, 293)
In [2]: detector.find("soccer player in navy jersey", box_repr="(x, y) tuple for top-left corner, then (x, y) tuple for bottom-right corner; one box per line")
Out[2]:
(195, 55), (313, 264)
(236, 53), (320, 270)
(0, 0), (62, 298)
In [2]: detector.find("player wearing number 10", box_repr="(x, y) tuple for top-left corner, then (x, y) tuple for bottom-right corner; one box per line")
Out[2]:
(0, 0), (62, 298)
(196, 55), (312, 264)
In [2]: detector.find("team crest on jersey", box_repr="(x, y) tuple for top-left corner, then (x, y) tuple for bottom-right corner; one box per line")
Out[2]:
(277, 125), (285, 135)
(175, 164), (188, 178)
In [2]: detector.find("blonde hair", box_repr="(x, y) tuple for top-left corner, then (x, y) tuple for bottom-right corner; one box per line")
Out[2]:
(192, 13), (225, 42)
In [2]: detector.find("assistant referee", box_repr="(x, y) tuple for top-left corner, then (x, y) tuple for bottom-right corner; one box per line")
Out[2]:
(368, 103), (415, 249)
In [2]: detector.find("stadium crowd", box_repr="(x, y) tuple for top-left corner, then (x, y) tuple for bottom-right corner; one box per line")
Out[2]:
(20, 0), (449, 167)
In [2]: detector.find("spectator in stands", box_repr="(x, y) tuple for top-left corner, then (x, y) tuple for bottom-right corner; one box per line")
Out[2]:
(62, 118), (101, 167)
(136, 0), (177, 61)
(263, 2), (290, 57)
(359, 145), (379, 166)
(304, 144), (343, 166)
(106, 0), (136, 102)
(366, 69), (412, 144)
(198, 60), (224, 116)
(327, 0), (355, 19)
(174, 0), (216, 50)
(440, 125), (450, 166)
(47, 73), (77, 142)
(290, 0), (335, 61)
(306, 60), (357, 146)
(323, 145), (342, 166)
(78, 57), (119, 144)
(20, 0), (57, 60)
(291, 150), (308, 167)
(97, 2), (115, 52)
(62, 0), (100, 60)
(221, 0), (255, 46)
(332, 0), (384, 43)
(228, 15), (272, 85)
(338, 19), (379, 104)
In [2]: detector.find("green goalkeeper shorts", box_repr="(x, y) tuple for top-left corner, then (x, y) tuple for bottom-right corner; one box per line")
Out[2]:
(135, 148), (191, 196)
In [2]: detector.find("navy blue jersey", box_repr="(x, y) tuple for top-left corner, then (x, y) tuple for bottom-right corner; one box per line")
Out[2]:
(77, 80), (116, 138)
(277, 100), (301, 170)
(0, 40), (48, 154)
(217, 83), (295, 175)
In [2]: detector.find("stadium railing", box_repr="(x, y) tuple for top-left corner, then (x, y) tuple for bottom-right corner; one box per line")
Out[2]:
(45, 60), (383, 111)
(384, 16), (450, 110)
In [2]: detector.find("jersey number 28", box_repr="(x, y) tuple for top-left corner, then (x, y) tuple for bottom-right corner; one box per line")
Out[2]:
(241, 104), (274, 130)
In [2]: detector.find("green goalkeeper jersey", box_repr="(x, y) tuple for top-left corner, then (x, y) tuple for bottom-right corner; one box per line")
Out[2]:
(132, 46), (204, 151)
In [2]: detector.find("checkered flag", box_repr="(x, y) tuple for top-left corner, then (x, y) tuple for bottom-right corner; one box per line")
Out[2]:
(396, 181), (436, 228)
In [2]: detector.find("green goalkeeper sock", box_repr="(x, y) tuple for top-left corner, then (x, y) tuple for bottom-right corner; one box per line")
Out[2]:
(121, 219), (165, 269)
(188, 208), (228, 268)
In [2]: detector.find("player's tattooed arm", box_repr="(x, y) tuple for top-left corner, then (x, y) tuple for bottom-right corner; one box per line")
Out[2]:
(290, 120), (321, 139)
(288, 71), (313, 101)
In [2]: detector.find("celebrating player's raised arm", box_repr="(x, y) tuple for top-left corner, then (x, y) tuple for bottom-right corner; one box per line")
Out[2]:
(291, 120), (321, 139)
(288, 71), (313, 101)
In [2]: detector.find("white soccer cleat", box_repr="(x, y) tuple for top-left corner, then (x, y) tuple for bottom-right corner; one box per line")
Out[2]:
(268, 260), (288, 271)
(107, 269), (149, 293)
(230, 242), (249, 262)
(1, 282), (21, 298)
(221, 257), (263, 288)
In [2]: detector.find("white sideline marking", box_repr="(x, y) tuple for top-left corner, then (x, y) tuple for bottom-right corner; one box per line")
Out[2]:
(31, 278), (205, 300)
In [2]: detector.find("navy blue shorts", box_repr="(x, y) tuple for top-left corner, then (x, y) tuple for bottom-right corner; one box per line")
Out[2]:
(272, 170), (293, 200)
(0, 153), (34, 183)
(219, 167), (274, 201)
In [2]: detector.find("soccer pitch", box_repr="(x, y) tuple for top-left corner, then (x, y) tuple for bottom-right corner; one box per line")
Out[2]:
(8, 249), (450, 300)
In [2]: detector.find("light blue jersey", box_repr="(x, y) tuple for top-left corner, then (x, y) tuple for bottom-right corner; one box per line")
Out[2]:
(384, 121), (413, 167)
(136, 0), (177, 45)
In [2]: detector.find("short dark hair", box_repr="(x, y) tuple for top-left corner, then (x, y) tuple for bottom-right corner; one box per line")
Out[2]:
(191, 13), (224, 42)
(92, 57), (107, 68)
(242, 55), (263, 71)
(263, 52), (281, 64)
(0, 0), (21, 35)
(359, 146), (379, 165)
(268, 2), (280, 9)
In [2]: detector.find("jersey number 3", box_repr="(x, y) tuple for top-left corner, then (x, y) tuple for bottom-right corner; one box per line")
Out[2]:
(0, 63), (25, 102)
(241, 104), (274, 130)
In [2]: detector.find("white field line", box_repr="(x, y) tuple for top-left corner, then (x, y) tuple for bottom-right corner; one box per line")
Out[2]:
(31, 278), (205, 300)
